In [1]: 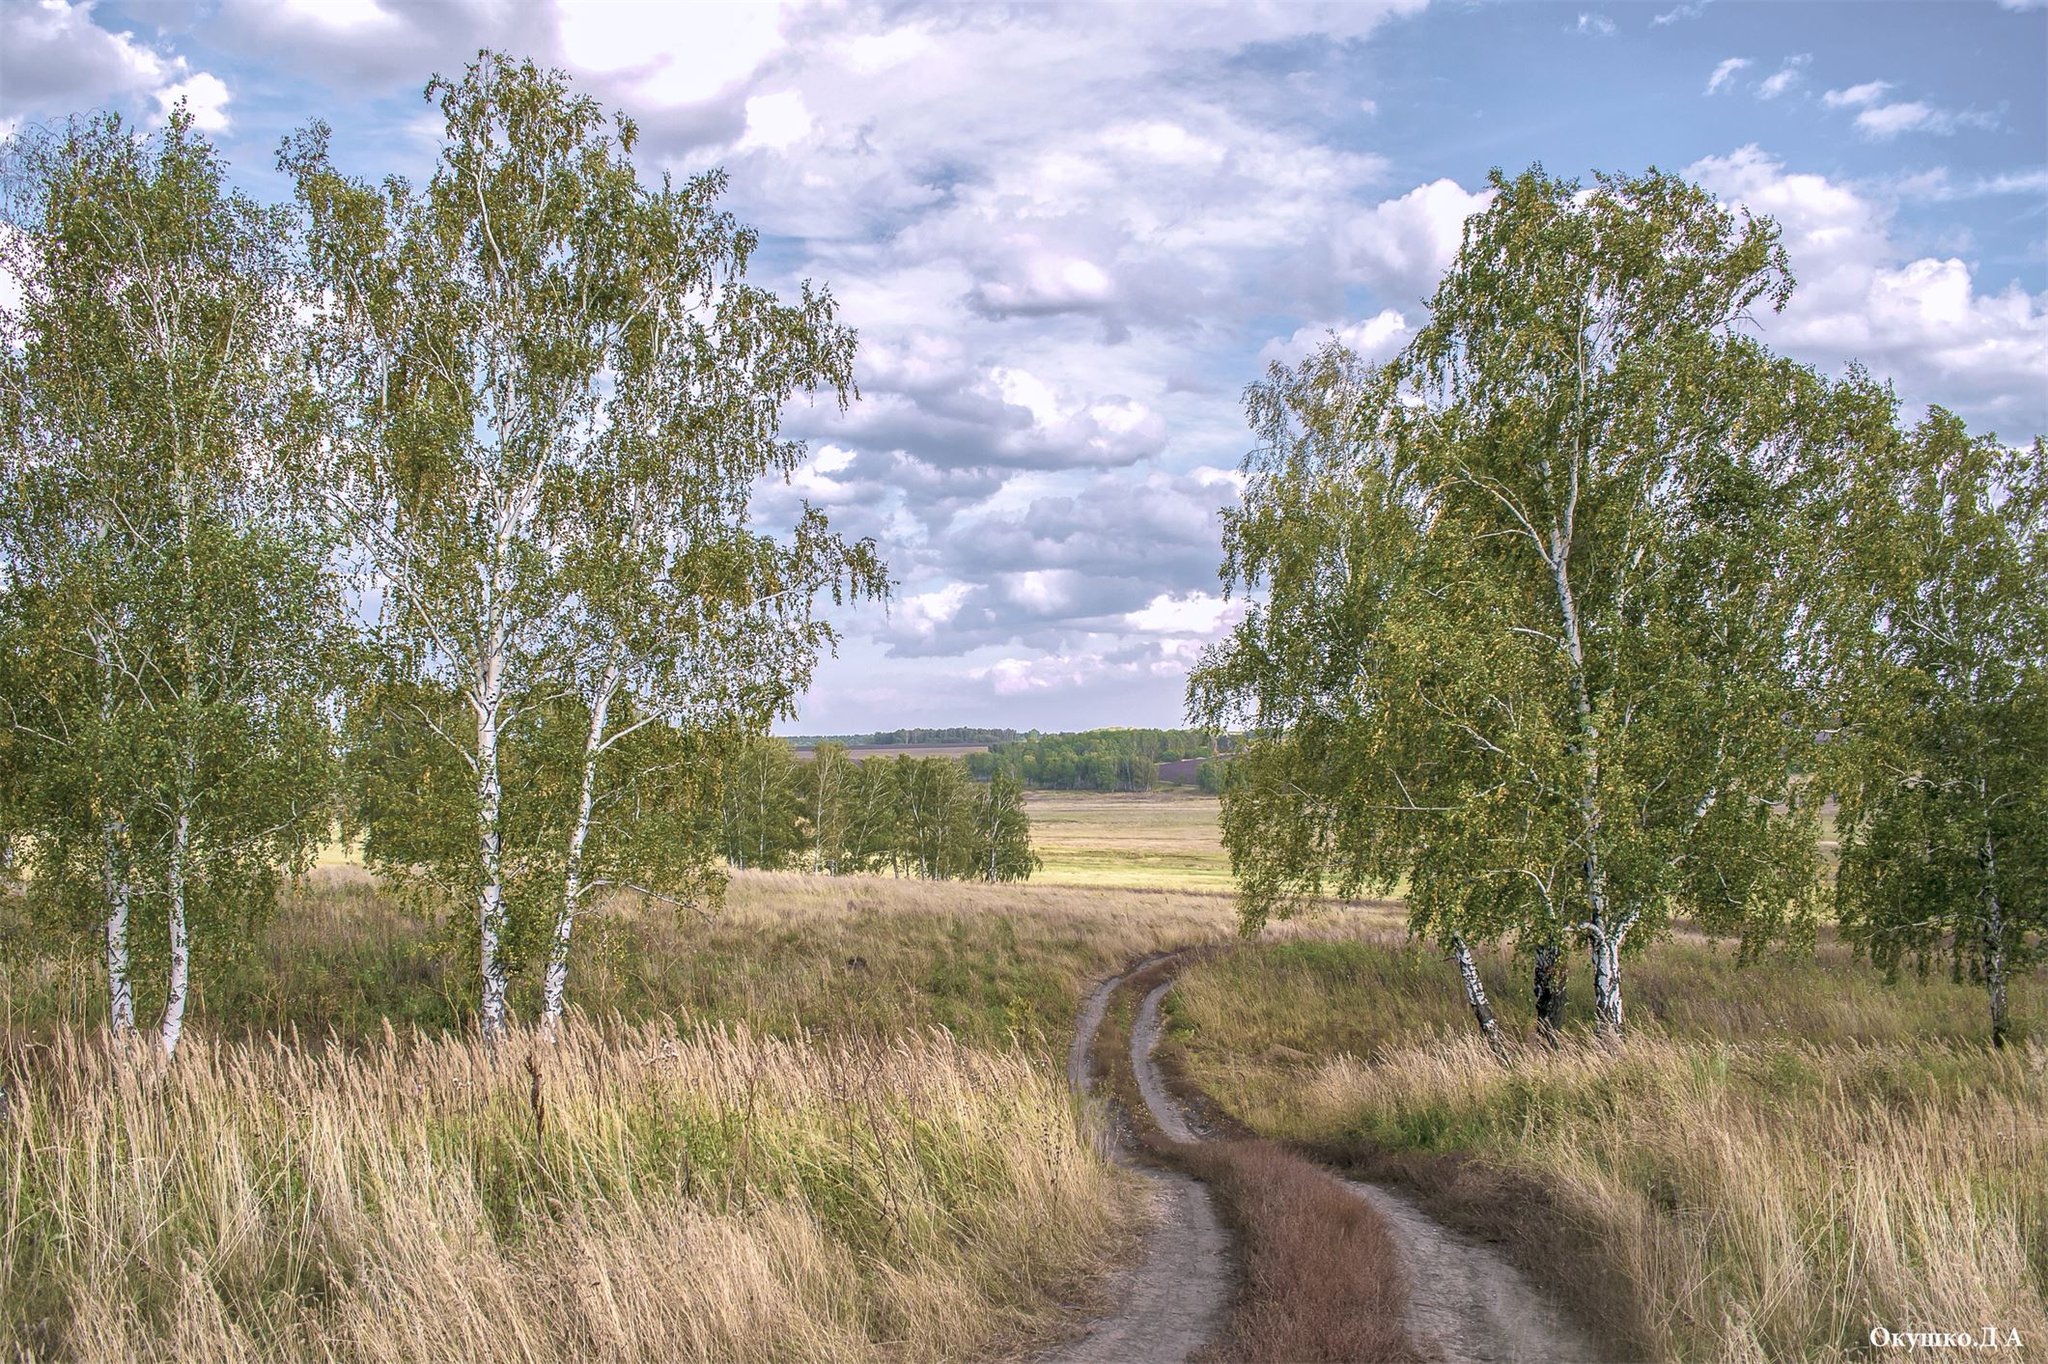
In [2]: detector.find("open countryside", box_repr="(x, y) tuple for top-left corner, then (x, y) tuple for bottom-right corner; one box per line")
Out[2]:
(3, 5), (2044, 1364)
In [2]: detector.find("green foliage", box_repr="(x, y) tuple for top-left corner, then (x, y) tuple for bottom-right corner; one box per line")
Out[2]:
(715, 741), (1038, 882)
(963, 728), (1231, 790)
(286, 53), (881, 1026)
(1825, 404), (2047, 1044)
(0, 109), (346, 1040)
(1190, 165), (1842, 1029)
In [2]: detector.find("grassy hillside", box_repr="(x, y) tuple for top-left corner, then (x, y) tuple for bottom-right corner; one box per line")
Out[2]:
(1, 867), (1246, 1363)
(1165, 935), (2047, 1362)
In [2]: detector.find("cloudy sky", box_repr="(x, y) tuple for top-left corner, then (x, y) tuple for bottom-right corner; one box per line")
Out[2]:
(4, 0), (2044, 733)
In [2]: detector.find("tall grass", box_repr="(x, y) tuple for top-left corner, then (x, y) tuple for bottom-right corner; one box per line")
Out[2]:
(1, 866), (1242, 1052)
(1170, 938), (2048, 1362)
(4, 1018), (1132, 1363)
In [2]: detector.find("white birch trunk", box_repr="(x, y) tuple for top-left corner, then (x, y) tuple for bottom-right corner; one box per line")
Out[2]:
(1551, 544), (1627, 1038)
(475, 610), (509, 1041)
(1450, 933), (1508, 1061)
(542, 664), (616, 1034)
(100, 819), (135, 1033)
(160, 810), (190, 1057)
(1589, 925), (1624, 1040)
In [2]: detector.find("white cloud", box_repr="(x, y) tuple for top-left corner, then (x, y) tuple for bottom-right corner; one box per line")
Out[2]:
(1689, 145), (2047, 434)
(154, 71), (231, 131)
(1260, 309), (1412, 368)
(738, 90), (811, 151)
(1853, 100), (1992, 139)
(0, 0), (172, 119)
(555, 0), (791, 107)
(1757, 55), (1808, 99)
(1341, 178), (1495, 299)
(1576, 13), (1616, 36)
(1823, 80), (1891, 108)
(1705, 57), (1751, 95)
(1124, 591), (1236, 636)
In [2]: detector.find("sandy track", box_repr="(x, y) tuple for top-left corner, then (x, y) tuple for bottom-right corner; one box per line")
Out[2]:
(1132, 969), (1606, 1364)
(1042, 967), (1232, 1364)
(1343, 1181), (1602, 1363)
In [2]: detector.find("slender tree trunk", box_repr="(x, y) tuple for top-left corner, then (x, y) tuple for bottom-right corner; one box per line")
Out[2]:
(476, 641), (509, 1042)
(1450, 933), (1508, 1062)
(162, 466), (195, 1058)
(1981, 827), (2007, 1050)
(1533, 938), (1567, 1041)
(160, 809), (191, 1057)
(1589, 925), (1624, 1040)
(543, 666), (617, 1034)
(91, 631), (136, 1035)
(100, 819), (134, 1034)
(1552, 549), (1626, 1039)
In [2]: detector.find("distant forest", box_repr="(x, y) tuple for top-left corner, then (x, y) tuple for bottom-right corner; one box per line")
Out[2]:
(785, 727), (1020, 748)
(783, 727), (1239, 793)
(967, 729), (1237, 793)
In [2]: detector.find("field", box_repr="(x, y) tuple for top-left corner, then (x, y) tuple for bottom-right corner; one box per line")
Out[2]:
(6, 790), (2043, 1363)
(1024, 790), (1236, 891)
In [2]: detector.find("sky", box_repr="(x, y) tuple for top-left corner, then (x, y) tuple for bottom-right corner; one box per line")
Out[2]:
(4, 0), (2044, 734)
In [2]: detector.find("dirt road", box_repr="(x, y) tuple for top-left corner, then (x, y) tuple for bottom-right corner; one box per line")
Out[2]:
(1043, 966), (1233, 1364)
(1118, 959), (1607, 1364)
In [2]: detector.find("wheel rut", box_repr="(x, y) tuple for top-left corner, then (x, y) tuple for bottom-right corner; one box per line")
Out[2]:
(1042, 964), (1232, 1364)
(1051, 952), (1609, 1364)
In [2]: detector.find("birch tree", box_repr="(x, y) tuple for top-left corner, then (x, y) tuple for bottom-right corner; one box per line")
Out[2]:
(0, 111), (341, 1054)
(1827, 402), (2046, 1047)
(974, 767), (1038, 882)
(289, 53), (879, 1039)
(1191, 167), (1837, 1039)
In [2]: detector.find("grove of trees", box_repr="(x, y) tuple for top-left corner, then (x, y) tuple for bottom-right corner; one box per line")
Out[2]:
(2, 56), (885, 1049)
(1190, 167), (2044, 1047)
(720, 740), (1038, 882)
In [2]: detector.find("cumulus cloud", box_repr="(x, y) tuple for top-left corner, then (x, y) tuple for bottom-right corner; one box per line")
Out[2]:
(154, 71), (231, 131)
(0, 0), (233, 130)
(1259, 309), (1413, 368)
(1689, 145), (2047, 434)
(1576, 13), (1616, 36)
(1340, 178), (1494, 300)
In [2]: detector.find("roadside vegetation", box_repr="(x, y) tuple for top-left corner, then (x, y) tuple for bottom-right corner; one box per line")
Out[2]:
(1, 869), (1240, 1361)
(1165, 937), (2047, 1362)
(6, 1017), (1121, 1363)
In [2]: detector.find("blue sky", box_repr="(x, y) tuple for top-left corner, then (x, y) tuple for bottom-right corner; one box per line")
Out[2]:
(4, 0), (2043, 733)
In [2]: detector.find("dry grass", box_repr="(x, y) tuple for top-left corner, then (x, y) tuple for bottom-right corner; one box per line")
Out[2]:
(1169, 936), (2048, 1363)
(3, 1017), (1134, 1363)
(1, 865), (1241, 1054)
(0, 867), (1256, 1364)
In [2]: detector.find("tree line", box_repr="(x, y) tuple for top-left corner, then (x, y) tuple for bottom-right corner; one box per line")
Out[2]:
(1190, 167), (2044, 1049)
(787, 726), (1019, 749)
(962, 727), (1236, 791)
(719, 740), (1037, 881)
(0, 55), (886, 1052)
